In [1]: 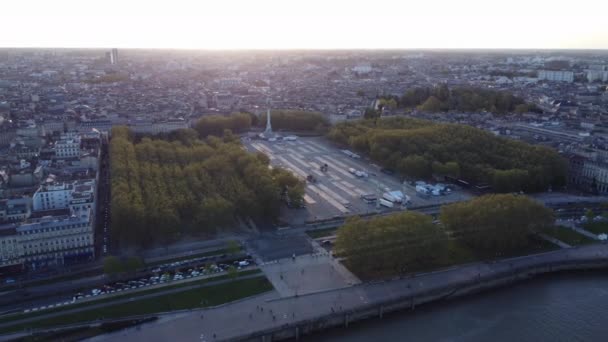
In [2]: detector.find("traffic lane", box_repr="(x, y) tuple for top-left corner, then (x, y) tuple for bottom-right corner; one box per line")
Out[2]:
(1, 253), (249, 311)
(248, 235), (313, 262)
(0, 273), (268, 331)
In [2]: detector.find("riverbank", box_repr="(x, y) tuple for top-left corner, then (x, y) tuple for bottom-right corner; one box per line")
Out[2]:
(79, 243), (608, 342)
(312, 271), (608, 342)
(236, 244), (608, 342)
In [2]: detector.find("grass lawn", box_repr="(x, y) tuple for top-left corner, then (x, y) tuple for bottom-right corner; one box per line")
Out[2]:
(306, 228), (337, 239)
(584, 222), (608, 235)
(0, 269), (261, 326)
(542, 226), (595, 246)
(0, 275), (272, 334)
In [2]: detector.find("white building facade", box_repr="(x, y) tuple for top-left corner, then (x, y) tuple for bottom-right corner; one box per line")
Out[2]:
(538, 70), (574, 83)
(54, 137), (81, 158)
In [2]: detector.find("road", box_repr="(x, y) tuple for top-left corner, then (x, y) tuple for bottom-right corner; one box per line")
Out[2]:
(93, 243), (608, 342)
(0, 250), (248, 313)
(0, 273), (265, 333)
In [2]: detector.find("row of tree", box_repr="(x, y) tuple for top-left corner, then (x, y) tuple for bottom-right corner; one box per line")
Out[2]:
(193, 113), (252, 138)
(191, 110), (330, 139)
(334, 212), (447, 277)
(334, 194), (555, 278)
(110, 126), (304, 248)
(103, 255), (145, 276)
(327, 117), (567, 192)
(440, 194), (554, 252)
(379, 85), (539, 114)
(258, 110), (330, 133)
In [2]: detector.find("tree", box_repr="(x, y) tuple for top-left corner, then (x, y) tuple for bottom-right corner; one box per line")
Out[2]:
(124, 256), (145, 273)
(334, 212), (448, 277)
(492, 169), (529, 193)
(110, 127), (301, 248)
(440, 194), (554, 254)
(586, 209), (595, 221)
(327, 117), (567, 193)
(258, 110), (330, 132)
(392, 85), (529, 114)
(194, 195), (235, 232)
(418, 96), (442, 112)
(364, 108), (380, 120)
(226, 240), (241, 255)
(103, 256), (123, 275)
(227, 265), (238, 279)
(515, 103), (530, 114)
(194, 113), (251, 138)
(398, 155), (431, 179)
(432, 161), (460, 178)
(379, 98), (398, 110)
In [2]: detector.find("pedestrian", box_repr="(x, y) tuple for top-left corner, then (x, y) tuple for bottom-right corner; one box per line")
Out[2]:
(200, 314), (204, 319)
(213, 333), (216, 338)
(261, 307), (264, 312)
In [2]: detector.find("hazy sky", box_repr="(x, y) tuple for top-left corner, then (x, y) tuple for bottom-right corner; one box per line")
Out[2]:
(1, 0), (607, 49)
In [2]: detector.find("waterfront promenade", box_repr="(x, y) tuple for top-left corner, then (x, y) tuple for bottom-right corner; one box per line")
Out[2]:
(93, 243), (608, 342)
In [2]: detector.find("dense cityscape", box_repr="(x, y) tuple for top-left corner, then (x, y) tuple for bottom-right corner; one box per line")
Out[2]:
(1, 48), (608, 340)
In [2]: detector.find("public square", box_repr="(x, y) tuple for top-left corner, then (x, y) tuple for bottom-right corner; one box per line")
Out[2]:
(244, 136), (471, 224)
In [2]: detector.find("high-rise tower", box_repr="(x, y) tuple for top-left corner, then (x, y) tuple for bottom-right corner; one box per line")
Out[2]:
(110, 48), (118, 65)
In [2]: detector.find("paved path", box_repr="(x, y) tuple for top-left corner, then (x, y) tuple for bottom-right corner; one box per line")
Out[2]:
(93, 243), (608, 342)
(260, 253), (359, 297)
(557, 220), (600, 240)
(538, 233), (571, 248)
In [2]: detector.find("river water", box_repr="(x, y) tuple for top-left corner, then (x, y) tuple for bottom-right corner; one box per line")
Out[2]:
(312, 272), (608, 342)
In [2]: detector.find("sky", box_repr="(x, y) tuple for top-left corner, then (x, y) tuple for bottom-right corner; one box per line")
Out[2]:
(1, 0), (607, 50)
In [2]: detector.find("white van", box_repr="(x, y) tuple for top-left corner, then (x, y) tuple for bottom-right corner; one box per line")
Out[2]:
(379, 198), (394, 208)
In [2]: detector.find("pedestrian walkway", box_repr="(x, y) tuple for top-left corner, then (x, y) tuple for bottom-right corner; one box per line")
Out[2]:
(538, 233), (571, 249)
(259, 253), (357, 297)
(557, 220), (600, 240)
(92, 244), (608, 342)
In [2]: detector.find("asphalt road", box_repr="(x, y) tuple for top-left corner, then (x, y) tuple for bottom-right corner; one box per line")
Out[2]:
(247, 233), (312, 262)
(0, 273), (265, 333)
(0, 250), (249, 313)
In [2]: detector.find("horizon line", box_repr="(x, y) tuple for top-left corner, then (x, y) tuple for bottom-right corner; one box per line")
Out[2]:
(1, 46), (608, 52)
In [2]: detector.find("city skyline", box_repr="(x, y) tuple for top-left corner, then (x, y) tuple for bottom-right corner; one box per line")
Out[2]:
(1, 0), (607, 50)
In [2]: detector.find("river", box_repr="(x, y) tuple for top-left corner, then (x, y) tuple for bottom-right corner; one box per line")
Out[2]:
(311, 272), (608, 342)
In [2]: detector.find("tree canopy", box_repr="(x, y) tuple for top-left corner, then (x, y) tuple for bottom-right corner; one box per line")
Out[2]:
(110, 126), (303, 248)
(382, 85), (539, 114)
(194, 113), (252, 138)
(334, 212), (448, 277)
(440, 194), (554, 253)
(259, 110), (330, 132)
(334, 194), (555, 279)
(328, 117), (567, 192)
